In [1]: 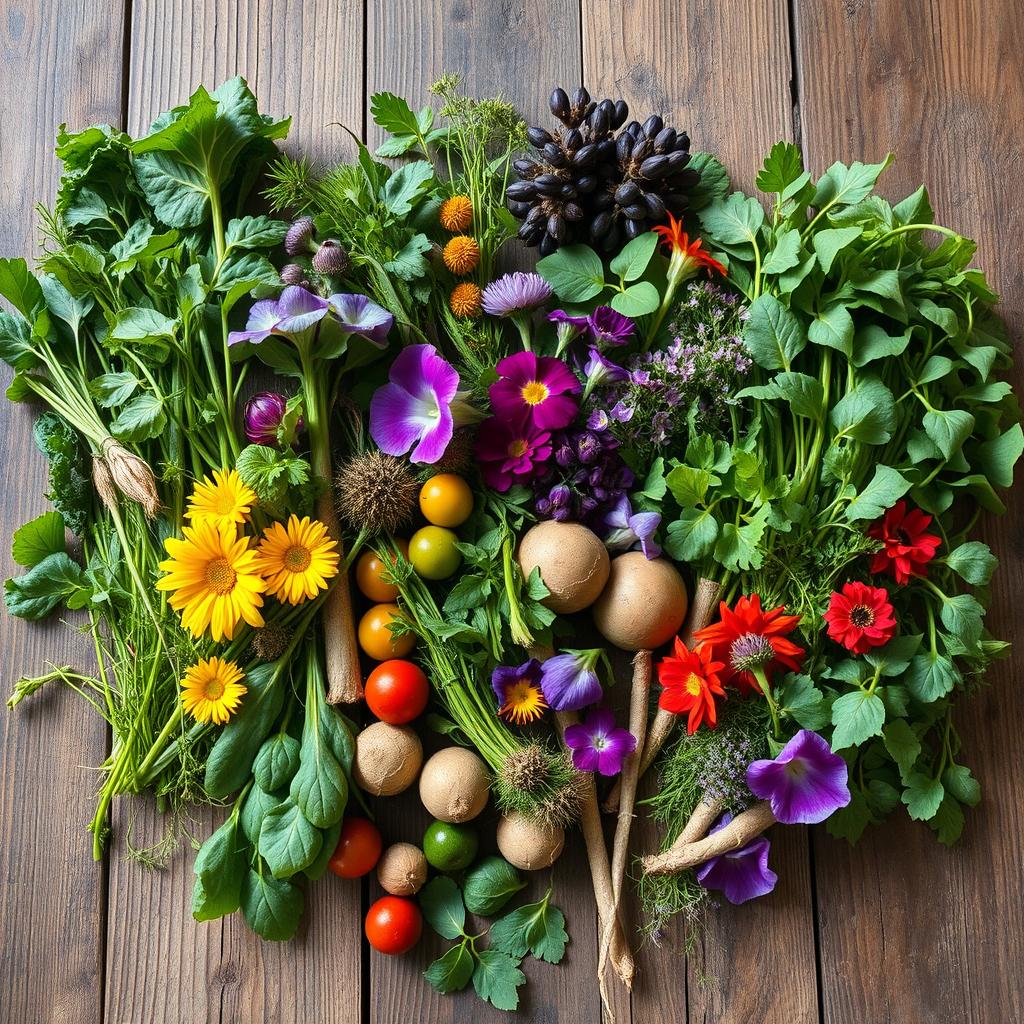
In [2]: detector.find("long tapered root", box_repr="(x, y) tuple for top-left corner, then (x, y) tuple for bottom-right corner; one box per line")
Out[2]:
(318, 494), (363, 704)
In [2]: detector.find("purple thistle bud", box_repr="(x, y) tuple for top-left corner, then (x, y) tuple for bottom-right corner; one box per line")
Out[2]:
(243, 391), (303, 447)
(311, 239), (351, 277)
(279, 263), (308, 287)
(729, 632), (776, 674)
(284, 216), (315, 256)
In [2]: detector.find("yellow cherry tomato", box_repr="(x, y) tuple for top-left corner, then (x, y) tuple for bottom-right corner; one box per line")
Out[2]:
(408, 526), (462, 580)
(419, 473), (474, 528)
(355, 540), (409, 602)
(359, 603), (415, 661)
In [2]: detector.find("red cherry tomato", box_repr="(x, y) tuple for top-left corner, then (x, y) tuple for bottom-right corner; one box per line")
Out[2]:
(365, 659), (430, 724)
(329, 817), (383, 878)
(365, 895), (422, 955)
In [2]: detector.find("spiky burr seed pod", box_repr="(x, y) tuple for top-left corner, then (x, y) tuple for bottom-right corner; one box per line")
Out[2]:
(439, 194), (473, 232)
(311, 239), (351, 277)
(335, 450), (419, 537)
(449, 282), (483, 318)
(249, 621), (293, 662)
(284, 216), (315, 256)
(442, 235), (480, 275)
(508, 85), (701, 254)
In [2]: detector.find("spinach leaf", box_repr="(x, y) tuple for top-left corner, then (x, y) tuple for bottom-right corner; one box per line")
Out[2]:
(463, 856), (525, 916)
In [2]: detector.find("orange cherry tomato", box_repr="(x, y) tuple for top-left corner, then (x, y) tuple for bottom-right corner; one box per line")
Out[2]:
(365, 659), (430, 724)
(358, 603), (415, 661)
(355, 540), (409, 602)
(365, 896), (422, 955)
(419, 473), (474, 528)
(329, 817), (383, 878)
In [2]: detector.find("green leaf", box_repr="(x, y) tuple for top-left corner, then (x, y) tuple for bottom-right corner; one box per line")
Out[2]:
(852, 324), (911, 367)
(813, 226), (862, 273)
(812, 155), (893, 210)
(942, 764), (981, 807)
(258, 798), (323, 879)
(381, 160), (434, 216)
(241, 868), (303, 941)
(0, 310), (40, 372)
(240, 784), (286, 846)
(424, 941), (475, 994)
(89, 371), (139, 408)
(697, 192), (765, 247)
(830, 690), (885, 750)
(11, 511), (66, 568)
(940, 593), (984, 646)
(894, 185), (934, 225)
(383, 232), (432, 281)
(976, 423), (1024, 489)
(34, 413), (90, 535)
(472, 950), (526, 1011)
(609, 232), (658, 281)
(370, 91), (422, 137)
(110, 393), (167, 442)
(0, 257), (44, 316)
(420, 876), (466, 940)
(901, 772), (944, 821)
(536, 245), (605, 303)
(743, 294), (805, 370)
(463, 856), (526, 916)
(761, 228), (802, 274)
(687, 152), (731, 210)
(192, 813), (247, 921)
(738, 371), (823, 419)
(253, 734), (301, 793)
(608, 280), (660, 317)
(826, 786), (872, 844)
(906, 651), (960, 703)
(107, 306), (177, 348)
(490, 891), (568, 964)
(290, 709), (348, 829)
(714, 504), (770, 572)
(831, 378), (896, 444)
(882, 719), (921, 781)
(4, 552), (87, 619)
(779, 674), (830, 730)
(945, 541), (997, 586)
(305, 819), (343, 882)
(863, 634), (922, 676)
(923, 408), (974, 460)
(225, 214), (287, 251)
(756, 141), (805, 194)
(845, 465), (911, 520)
(808, 304), (854, 356)
(665, 465), (712, 507)
(664, 508), (719, 562)
(931, 793), (965, 845)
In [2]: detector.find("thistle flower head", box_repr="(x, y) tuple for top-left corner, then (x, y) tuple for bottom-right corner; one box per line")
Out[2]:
(311, 239), (351, 277)
(284, 216), (315, 256)
(728, 632), (776, 674)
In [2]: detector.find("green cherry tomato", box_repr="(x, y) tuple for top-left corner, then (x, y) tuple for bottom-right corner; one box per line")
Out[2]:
(408, 525), (462, 580)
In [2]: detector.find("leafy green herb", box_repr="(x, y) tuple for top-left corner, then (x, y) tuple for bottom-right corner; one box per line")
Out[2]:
(462, 856), (526, 916)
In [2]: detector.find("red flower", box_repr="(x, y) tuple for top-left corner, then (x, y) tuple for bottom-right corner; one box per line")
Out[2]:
(657, 638), (727, 734)
(694, 594), (805, 694)
(824, 582), (897, 654)
(653, 212), (726, 281)
(867, 500), (941, 585)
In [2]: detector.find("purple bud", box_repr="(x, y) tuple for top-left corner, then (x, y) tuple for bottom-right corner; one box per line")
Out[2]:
(284, 216), (315, 256)
(243, 391), (302, 447)
(280, 263), (309, 287)
(311, 239), (351, 276)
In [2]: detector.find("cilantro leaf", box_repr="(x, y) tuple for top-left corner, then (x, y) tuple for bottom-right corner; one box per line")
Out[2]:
(489, 889), (568, 964)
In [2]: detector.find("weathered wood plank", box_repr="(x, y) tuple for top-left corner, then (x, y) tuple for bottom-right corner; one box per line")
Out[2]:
(104, 3), (365, 1023)
(582, 3), (819, 1023)
(0, 3), (125, 1023)
(794, 1), (1024, 1021)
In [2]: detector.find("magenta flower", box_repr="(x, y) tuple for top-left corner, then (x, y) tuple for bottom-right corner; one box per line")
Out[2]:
(243, 391), (303, 447)
(695, 813), (778, 904)
(563, 707), (637, 776)
(481, 272), (552, 317)
(602, 494), (662, 559)
(474, 416), (553, 492)
(370, 344), (461, 464)
(539, 649), (603, 712)
(746, 729), (851, 825)
(587, 306), (635, 347)
(489, 351), (580, 431)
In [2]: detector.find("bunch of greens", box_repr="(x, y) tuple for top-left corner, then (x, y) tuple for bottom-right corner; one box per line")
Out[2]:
(420, 873), (567, 1012)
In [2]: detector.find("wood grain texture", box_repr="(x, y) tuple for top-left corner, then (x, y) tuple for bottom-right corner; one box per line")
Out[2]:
(794, 1), (1024, 1022)
(0, 3), (125, 1023)
(103, 4), (365, 1023)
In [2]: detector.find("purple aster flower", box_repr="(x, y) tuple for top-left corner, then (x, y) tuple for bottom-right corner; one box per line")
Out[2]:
(243, 391), (303, 447)
(327, 293), (394, 346)
(369, 344), (462, 464)
(602, 494), (662, 559)
(539, 649), (604, 712)
(695, 813), (778, 904)
(587, 306), (635, 347)
(746, 729), (851, 825)
(563, 707), (637, 776)
(481, 272), (552, 316)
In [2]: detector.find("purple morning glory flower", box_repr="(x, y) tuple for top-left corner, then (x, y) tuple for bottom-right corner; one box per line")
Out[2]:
(539, 649), (604, 712)
(563, 707), (637, 776)
(695, 813), (778, 904)
(746, 729), (851, 825)
(481, 272), (552, 317)
(227, 298), (284, 346)
(369, 344), (461, 464)
(602, 494), (662, 559)
(327, 293), (394, 346)
(587, 306), (635, 347)
(274, 285), (331, 334)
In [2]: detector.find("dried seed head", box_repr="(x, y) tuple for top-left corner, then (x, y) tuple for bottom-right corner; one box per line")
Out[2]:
(249, 621), (294, 662)
(311, 239), (351, 277)
(335, 450), (418, 536)
(102, 439), (160, 518)
(91, 456), (118, 512)
(284, 216), (315, 256)
(501, 744), (548, 792)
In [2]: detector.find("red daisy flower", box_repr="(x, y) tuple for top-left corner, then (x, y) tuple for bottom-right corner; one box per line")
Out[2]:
(657, 638), (727, 734)
(653, 212), (726, 283)
(824, 582), (897, 654)
(694, 594), (805, 694)
(867, 500), (941, 585)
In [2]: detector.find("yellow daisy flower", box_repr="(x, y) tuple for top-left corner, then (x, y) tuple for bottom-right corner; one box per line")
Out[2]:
(156, 519), (266, 641)
(253, 515), (340, 605)
(185, 468), (257, 528)
(180, 656), (247, 725)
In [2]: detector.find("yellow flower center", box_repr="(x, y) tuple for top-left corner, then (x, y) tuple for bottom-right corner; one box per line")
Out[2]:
(521, 381), (549, 406)
(685, 672), (703, 696)
(284, 544), (313, 573)
(202, 676), (227, 701)
(508, 439), (529, 458)
(205, 557), (237, 595)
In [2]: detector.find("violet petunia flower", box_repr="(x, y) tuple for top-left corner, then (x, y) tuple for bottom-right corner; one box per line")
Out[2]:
(327, 293), (394, 346)
(539, 649), (604, 712)
(481, 272), (553, 317)
(563, 707), (637, 776)
(228, 298), (284, 346)
(369, 344), (461, 464)
(602, 494), (662, 559)
(474, 415), (553, 492)
(489, 351), (580, 431)
(587, 306), (635, 347)
(274, 285), (331, 334)
(746, 729), (851, 825)
(695, 813), (778, 904)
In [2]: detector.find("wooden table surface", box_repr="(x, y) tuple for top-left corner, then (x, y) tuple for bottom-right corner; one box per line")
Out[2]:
(1, 2), (1022, 1022)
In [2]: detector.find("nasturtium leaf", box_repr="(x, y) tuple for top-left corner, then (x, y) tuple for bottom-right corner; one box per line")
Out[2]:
(830, 690), (886, 750)
(941, 764), (981, 807)
(420, 876), (466, 940)
(472, 950), (527, 1011)
(813, 226), (862, 273)
(944, 541), (997, 586)
(808, 303), (854, 356)
(11, 511), (66, 568)
(253, 734), (301, 793)
(241, 868), (304, 942)
(665, 509), (719, 562)
(762, 228), (802, 274)
(258, 798), (323, 879)
(882, 719), (921, 781)
(536, 245), (605, 303)
(192, 813), (247, 921)
(830, 378), (897, 444)
(906, 651), (960, 703)
(463, 856), (526, 916)
(845, 465), (911, 521)
(743, 293), (805, 370)
(901, 772), (944, 821)
(609, 231), (658, 281)
(424, 941), (475, 994)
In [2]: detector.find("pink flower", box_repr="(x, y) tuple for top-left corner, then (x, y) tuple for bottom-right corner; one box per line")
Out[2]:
(475, 416), (553, 492)
(488, 351), (580, 431)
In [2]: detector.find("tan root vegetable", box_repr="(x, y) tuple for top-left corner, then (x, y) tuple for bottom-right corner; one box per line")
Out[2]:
(517, 521), (610, 613)
(496, 811), (565, 870)
(377, 842), (428, 895)
(418, 747), (490, 822)
(642, 800), (777, 875)
(352, 722), (423, 796)
(604, 576), (722, 813)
